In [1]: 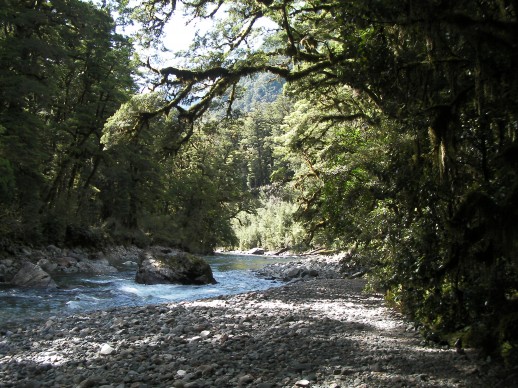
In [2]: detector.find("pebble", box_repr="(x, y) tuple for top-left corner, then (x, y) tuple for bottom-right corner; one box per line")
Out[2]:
(99, 343), (115, 355)
(0, 257), (498, 388)
(238, 374), (254, 385)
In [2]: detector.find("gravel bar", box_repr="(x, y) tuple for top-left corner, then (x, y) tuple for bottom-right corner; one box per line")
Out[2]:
(0, 278), (507, 387)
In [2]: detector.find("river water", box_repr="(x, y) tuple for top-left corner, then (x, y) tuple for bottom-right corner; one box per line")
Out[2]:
(0, 254), (291, 328)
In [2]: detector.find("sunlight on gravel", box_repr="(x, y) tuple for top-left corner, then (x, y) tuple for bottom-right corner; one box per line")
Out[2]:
(0, 278), (500, 387)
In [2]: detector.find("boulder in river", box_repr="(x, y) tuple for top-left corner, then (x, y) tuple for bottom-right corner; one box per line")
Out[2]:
(135, 249), (217, 285)
(11, 262), (57, 288)
(248, 247), (265, 255)
(75, 257), (118, 274)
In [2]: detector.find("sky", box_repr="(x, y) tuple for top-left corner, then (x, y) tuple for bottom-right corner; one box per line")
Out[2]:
(105, 0), (211, 62)
(161, 7), (214, 53)
(117, 2), (275, 66)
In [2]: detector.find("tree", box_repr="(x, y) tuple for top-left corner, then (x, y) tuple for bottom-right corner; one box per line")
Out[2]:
(159, 117), (249, 253)
(277, 82), (385, 249)
(102, 92), (254, 252)
(0, 0), (136, 245)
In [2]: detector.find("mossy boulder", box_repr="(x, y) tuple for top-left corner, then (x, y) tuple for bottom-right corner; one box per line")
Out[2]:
(135, 248), (217, 285)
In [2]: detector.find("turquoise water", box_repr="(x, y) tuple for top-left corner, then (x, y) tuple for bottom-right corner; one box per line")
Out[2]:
(0, 254), (291, 328)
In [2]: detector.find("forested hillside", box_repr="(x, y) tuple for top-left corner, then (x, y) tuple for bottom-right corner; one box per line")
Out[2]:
(1, 0), (517, 364)
(0, 0), (136, 246)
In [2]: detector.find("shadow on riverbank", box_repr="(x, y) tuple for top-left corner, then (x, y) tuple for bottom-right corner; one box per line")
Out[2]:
(1, 278), (509, 387)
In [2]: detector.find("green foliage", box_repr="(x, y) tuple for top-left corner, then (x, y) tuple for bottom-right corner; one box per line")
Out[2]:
(0, 0), (136, 244)
(155, 117), (251, 253)
(232, 188), (306, 252)
(496, 311), (518, 366)
(233, 74), (285, 113)
(276, 83), (385, 250)
(102, 98), (254, 252)
(0, 156), (14, 203)
(102, 92), (169, 148)
(240, 97), (288, 189)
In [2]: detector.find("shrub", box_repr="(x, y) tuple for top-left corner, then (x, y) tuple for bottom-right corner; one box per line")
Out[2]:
(232, 193), (306, 252)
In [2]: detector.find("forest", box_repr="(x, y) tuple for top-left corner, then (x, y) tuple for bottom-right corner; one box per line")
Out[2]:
(1, 0), (517, 365)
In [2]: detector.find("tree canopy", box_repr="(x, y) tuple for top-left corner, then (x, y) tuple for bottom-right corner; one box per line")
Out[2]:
(0, 0), (137, 244)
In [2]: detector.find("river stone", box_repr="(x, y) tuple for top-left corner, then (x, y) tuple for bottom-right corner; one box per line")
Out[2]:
(76, 376), (103, 388)
(11, 262), (57, 288)
(176, 370), (187, 378)
(238, 374), (254, 386)
(76, 258), (118, 274)
(135, 250), (216, 285)
(100, 343), (115, 355)
(285, 267), (302, 279)
(37, 258), (58, 273)
(56, 256), (78, 269)
(248, 247), (265, 255)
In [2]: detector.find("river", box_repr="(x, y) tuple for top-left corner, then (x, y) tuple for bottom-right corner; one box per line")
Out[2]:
(0, 253), (291, 329)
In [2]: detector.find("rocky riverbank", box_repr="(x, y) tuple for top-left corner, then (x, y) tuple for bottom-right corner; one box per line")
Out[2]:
(1, 274), (511, 387)
(0, 245), (218, 289)
(0, 245), (141, 287)
(254, 252), (366, 282)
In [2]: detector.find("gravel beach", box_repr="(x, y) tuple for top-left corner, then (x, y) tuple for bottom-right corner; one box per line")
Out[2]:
(1, 269), (509, 388)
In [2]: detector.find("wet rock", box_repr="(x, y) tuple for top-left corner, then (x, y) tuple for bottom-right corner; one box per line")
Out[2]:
(75, 258), (117, 274)
(0, 259), (13, 267)
(257, 384), (275, 388)
(37, 258), (58, 273)
(11, 262), (57, 288)
(135, 250), (216, 285)
(46, 245), (62, 255)
(248, 247), (265, 255)
(56, 256), (78, 270)
(285, 267), (302, 279)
